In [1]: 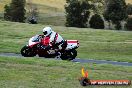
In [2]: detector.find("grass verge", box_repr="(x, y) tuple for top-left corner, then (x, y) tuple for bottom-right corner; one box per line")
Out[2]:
(0, 56), (132, 88)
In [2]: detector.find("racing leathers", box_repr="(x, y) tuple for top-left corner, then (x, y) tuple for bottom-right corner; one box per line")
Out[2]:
(41, 31), (64, 50)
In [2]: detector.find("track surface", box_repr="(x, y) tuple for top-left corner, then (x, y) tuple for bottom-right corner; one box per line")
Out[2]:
(0, 53), (132, 66)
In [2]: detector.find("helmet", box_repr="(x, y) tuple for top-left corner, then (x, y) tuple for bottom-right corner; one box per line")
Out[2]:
(42, 27), (52, 36)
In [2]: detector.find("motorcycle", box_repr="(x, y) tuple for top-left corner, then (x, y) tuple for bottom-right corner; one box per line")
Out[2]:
(21, 35), (79, 60)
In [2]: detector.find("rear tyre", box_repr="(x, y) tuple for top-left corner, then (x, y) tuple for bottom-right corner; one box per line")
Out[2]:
(21, 45), (36, 57)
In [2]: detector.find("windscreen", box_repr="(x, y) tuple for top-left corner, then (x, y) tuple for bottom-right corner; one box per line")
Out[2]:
(32, 35), (40, 42)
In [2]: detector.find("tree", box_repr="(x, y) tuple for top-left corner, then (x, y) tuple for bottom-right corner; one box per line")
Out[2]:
(4, 0), (26, 22)
(126, 3), (132, 15)
(125, 17), (132, 31)
(89, 14), (104, 29)
(103, 0), (127, 30)
(65, 0), (92, 28)
(90, 0), (105, 14)
(27, 0), (38, 24)
(4, 5), (11, 21)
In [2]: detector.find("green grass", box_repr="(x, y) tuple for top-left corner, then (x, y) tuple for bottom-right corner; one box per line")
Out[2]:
(0, 56), (132, 88)
(0, 20), (132, 62)
(38, 13), (65, 26)
(31, 0), (65, 12)
(30, 1), (66, 26)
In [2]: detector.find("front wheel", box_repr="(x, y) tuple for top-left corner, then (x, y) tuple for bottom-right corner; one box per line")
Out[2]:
(61, 49), (77, 60)
(21, 45), (36, 57)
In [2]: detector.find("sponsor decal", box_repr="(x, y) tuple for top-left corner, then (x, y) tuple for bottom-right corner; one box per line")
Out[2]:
(79, 68), (131, 86)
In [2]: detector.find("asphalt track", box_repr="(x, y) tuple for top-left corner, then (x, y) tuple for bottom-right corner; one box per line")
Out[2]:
(0, 53), (132, 66)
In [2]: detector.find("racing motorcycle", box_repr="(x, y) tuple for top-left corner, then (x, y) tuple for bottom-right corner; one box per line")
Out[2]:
(21, 35), (79, 60)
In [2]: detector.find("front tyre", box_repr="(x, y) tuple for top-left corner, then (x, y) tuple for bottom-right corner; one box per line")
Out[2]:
(21, 45), (36, 57)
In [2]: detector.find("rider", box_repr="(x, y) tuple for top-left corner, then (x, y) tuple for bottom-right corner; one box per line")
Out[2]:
(40, 26), (64, 50)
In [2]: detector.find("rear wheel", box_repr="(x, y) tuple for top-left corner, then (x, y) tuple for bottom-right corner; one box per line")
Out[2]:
(21, 45), (36, 57)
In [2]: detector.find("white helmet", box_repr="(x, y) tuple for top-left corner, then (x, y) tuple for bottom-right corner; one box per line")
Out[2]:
(42, 27), (52, 36)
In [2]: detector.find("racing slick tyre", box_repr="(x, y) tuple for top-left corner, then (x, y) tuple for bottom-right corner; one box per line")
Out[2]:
(21, 45), (36, 57)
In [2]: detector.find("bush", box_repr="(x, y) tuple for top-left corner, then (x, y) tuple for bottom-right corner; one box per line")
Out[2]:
(4, 0), (26, 22)
(127, 3), (132, 15)
(89, 14), (104, 29)
(4, 5), (11, 21)
(103, 0), (127, 30)
(65, 0), (91, 28)
(126, 17), (132, 31)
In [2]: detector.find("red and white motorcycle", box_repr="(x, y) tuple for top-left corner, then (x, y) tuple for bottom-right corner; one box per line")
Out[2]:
(21, 35), (79, 60)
